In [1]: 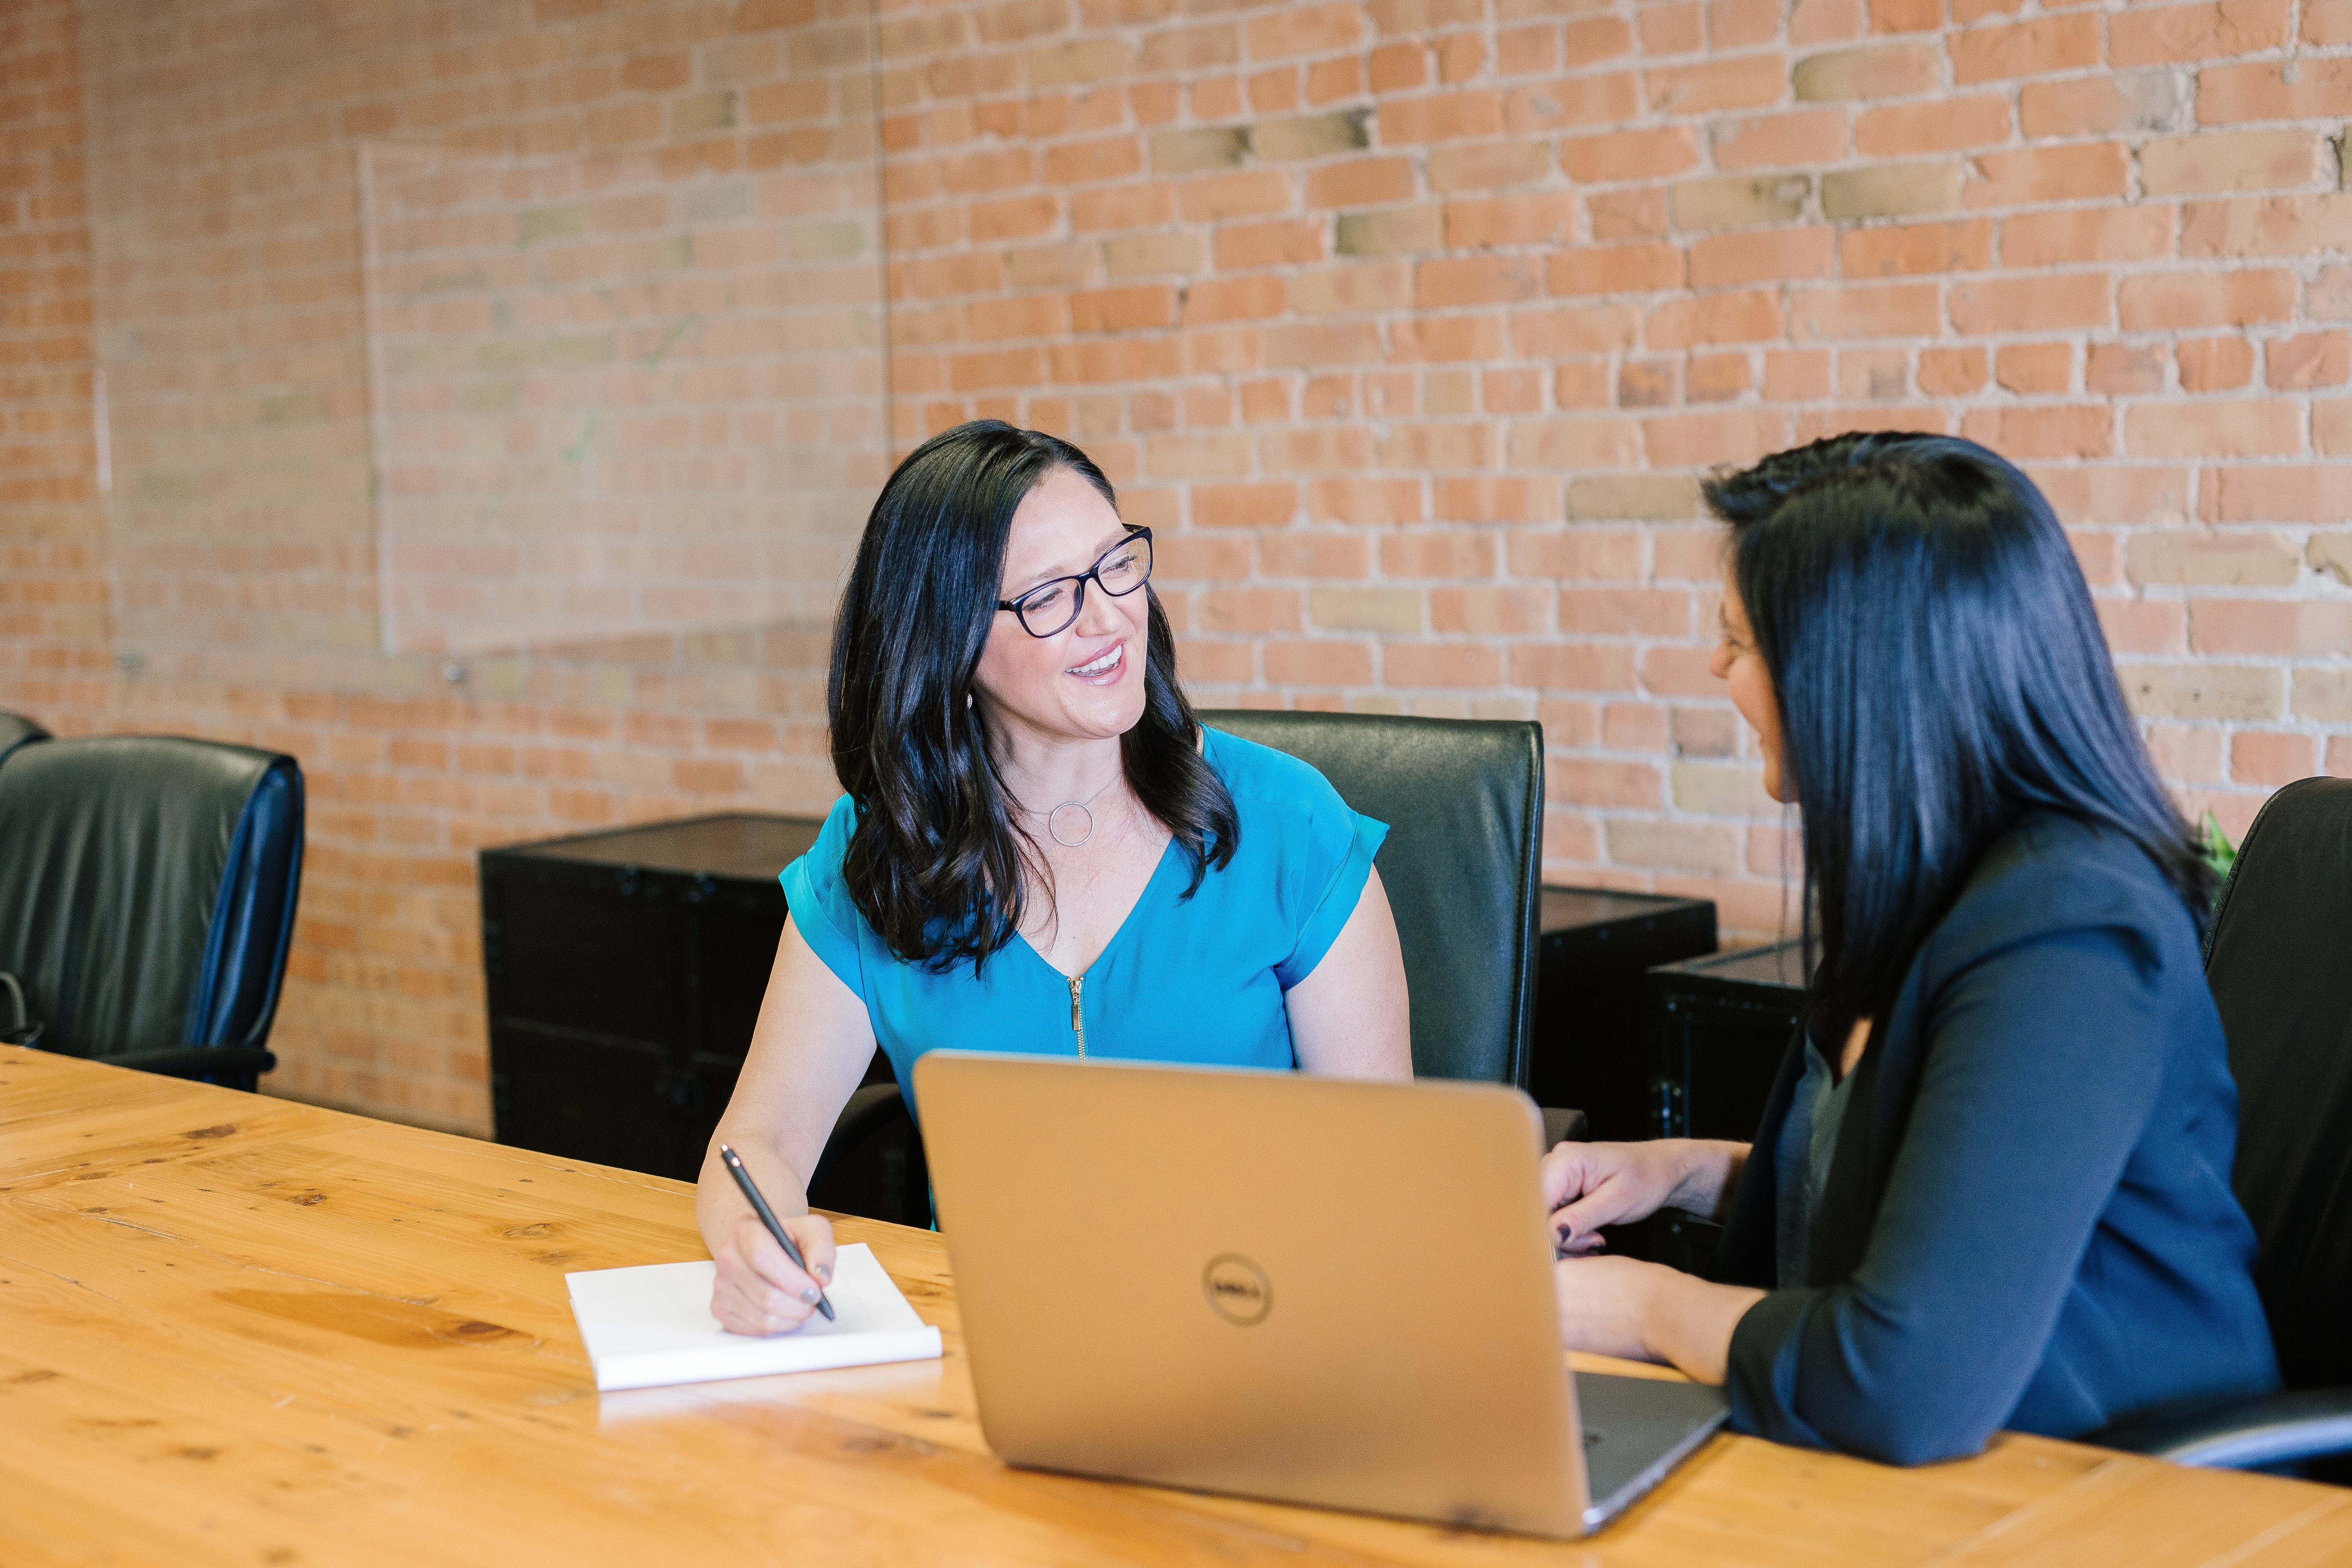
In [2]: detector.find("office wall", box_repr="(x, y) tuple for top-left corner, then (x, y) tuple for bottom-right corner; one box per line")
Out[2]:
(6, 0), (2352, 1132)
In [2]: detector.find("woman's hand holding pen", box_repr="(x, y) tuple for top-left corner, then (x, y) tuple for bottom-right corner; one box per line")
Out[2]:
(711, 1208), (838, 1336)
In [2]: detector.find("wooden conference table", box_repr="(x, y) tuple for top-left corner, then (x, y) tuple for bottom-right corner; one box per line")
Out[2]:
(4, 1047), (2346, 1566)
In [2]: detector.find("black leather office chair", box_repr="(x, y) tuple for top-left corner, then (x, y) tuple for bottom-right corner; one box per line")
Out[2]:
(0, 709), (49, 768)
(1199, 710), (1550, 1093)
(0, 736), (305, 1091)
(2090, 776), (2352, 1472)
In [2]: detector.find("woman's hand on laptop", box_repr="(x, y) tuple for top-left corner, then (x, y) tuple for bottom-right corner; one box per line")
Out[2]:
(1553, 1255), (1767, 1383)
(710, 1211), (838, 1336)
(1542, 1139), (1752, 1256)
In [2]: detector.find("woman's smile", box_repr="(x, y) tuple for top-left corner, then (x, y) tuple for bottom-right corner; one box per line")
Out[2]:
(1064, 640), (1125, 685)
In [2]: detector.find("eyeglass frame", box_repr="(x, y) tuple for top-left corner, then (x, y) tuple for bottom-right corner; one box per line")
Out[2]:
(993, 527), (1155, 639)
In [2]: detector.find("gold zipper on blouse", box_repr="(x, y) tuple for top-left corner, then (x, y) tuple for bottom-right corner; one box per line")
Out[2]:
(1069, 971), (1087, 1058)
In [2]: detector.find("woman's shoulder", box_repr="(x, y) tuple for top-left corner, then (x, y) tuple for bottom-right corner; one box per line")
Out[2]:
(782, 793), (862, 907)
(1199, 723), (1355, 830)
(1935, 812), (2201, 975)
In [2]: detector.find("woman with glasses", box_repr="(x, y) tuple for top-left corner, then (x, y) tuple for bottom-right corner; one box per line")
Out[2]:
(698, 420), (1411, 1334)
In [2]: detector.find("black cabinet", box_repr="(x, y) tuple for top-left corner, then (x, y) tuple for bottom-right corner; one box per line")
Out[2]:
(480, 813), (828, 1180)
(1648, 938), (1807, 1142)
(1531, 887), (1718, 1141)
(1642, 938), (1808, 1276)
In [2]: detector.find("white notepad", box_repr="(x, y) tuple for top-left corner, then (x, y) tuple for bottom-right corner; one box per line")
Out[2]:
(566, 1243), (943, 1393)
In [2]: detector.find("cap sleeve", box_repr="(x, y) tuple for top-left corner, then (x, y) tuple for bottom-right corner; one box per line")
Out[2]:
(778, 795), (868, 1000)
(1274, 806), (1388, 991)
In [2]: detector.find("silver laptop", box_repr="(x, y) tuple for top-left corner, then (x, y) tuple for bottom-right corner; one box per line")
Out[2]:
(913, 1053), (1730, 1539)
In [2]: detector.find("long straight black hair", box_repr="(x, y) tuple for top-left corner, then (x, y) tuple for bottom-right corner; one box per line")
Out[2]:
(828, 420), (1237, 969)
(1705, 433), (2213, 1050)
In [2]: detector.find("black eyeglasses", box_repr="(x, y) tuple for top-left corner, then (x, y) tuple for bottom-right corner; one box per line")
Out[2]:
(995, 528), (1154, 638)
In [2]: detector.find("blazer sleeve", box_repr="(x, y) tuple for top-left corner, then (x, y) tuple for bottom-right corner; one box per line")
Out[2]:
(1724, 911), (2172, 1465)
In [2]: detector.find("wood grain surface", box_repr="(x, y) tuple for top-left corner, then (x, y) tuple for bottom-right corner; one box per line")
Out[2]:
(3, 1046), (2343, 1567)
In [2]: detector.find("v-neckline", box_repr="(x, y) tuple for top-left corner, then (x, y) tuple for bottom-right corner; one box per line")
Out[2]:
(1017, 834), (1181, 981)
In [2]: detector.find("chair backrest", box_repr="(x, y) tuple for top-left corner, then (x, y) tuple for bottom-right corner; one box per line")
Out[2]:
(0, 710), (49, 768)
(0, 736), (304, 1060)
(1197, 710), (1544, 1088)
(2201, 776), (2352, 1392)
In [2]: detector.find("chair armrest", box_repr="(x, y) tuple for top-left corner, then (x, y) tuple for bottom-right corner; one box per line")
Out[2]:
(2086, 1387), (2352, 1468)
(1540, 1106), (1589, 1148)
(108, 1047), (278, 1084)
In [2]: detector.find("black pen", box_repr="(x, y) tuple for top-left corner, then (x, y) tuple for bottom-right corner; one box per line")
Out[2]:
(717, 1142), (835, 1322)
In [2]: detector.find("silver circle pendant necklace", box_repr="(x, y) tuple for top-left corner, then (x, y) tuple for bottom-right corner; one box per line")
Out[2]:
(1035, 773), (1122, 848)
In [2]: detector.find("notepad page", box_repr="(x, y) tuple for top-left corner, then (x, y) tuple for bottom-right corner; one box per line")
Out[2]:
(567, 1242), (943, 1392)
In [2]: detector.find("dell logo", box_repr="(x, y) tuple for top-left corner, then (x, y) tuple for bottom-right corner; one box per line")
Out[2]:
(1201, 1253), (1272, 1326)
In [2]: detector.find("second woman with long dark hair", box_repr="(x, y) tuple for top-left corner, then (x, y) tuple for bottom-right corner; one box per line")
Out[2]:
(1538, 433), (2277, 1464)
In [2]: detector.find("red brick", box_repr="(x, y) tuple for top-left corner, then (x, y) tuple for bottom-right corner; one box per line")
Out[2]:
(2181, 194), (2352, 258)
(1711, 109), (1850, 170)
(2142, 130), (2328, 196)
(1645, 290), (1785, 349)
(2019, 75), (2186, 139)
(1690, 227), (1835, 287)
(1431, 586), (1552, 635)
(1306, 156), (1415, 207)
(1559, 587), (1694, 637)
(2118, 269), (2296, 331)
(1948, 273), (2112, 334)
(1246, 3), (1366, 59)
(1559, 126), (1701, 182)
(1183, 275), (1288, 325)
(1856, 95), (2011, 158)
(1839, 219), (1993, 276)
(1416, 256), (1545, 307)
(2202, 465), (2350, 523)
(2269, 333), (2352, 391)
(2110, 0), (2294, 69)
(1957, 406), (2116, 459)
(1445, 193), (1577, 248)
(1919, 345), (1988, 396)
(2230, 730), (2318, 786)
(2125, 399), (2303, 458)
(1193, 482), (1299, 529)
(1966, 143), (2131, 208)
(1263, 640), (1374, 686)
(1789, 282), (1943, 340)
(1215, 219), (1325, 270)
(2087, 343), (2165, 396)
(2000, 208), (2173, 268)
(1547, 242), (1685, 296)
(1643, 54), (1785, 114)
(1643, 408), (1792, 466)
(1948, 15), (2098, 83)
(1381, 90), (1502, 144)
(1996, 343), (2071, 395)
(1503, 73), (1642, 132)
(2194, 60), (2352, 125)
(1385, 643), (1504, 689)
(1309, 477), (1425, 524)
(2176, 337), (2256, 392)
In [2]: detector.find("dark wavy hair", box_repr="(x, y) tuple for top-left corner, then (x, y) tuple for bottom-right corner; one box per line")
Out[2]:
(828, 420), (1238, 969)
(1705, 432), (2213, 1050)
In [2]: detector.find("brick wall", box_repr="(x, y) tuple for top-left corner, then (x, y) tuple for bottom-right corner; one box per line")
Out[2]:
(8, 0), (2352, 1132)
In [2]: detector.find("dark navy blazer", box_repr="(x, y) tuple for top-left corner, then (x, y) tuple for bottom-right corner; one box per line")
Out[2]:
(1717, 813), (2280, 1465)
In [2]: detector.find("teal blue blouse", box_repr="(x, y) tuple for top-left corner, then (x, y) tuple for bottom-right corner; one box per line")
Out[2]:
(781, 726), (1386, 1101)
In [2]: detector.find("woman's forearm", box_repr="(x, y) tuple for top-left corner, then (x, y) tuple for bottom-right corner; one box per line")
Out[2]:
(1643, 1270), (1769, 1385)
(1668, 1139), (1752, 1222)
(694, 1125), (809, 1254)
